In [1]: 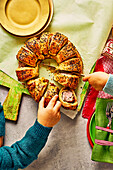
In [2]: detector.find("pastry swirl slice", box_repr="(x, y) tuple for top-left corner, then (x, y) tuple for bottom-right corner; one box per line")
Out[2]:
(44, 83), (59, 107)
(27, 77), (49, 102)
(57, 58), (83, 73)
(16, 66), (39, 82)
(16, 47), (38, 67)
(25, 37), (44, 59)
(53, 72), (79, 89)
(55, 41), (81, 63)
(48, 32), (68, 56)
(59, 87), (78, 110)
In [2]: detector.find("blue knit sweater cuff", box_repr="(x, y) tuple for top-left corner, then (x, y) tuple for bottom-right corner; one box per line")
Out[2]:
(34, 120), (52, 139)
(0, 103), (5, 136)
(103, 74), (113, 96)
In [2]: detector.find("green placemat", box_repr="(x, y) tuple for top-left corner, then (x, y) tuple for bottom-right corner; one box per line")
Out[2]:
(0, 70), (29, 121)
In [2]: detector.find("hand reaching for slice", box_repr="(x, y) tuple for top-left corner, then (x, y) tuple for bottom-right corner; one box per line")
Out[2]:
(37, 95), (61, 127)
(83, 72), (109, 91)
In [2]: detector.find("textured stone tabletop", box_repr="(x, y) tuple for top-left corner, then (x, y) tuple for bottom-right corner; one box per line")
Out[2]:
(1, 84), (113, 170)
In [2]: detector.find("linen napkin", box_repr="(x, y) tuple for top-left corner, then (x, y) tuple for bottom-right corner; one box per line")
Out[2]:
(92, 98), (113, 164)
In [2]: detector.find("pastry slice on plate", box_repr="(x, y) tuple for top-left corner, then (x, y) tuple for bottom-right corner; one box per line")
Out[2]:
(16, 46), (38, 67)
(53, 72), (79, 89)
(57, 58), (83, 73)
(55, 41), (82, 63)
(48, 32), (68, 56)
(16, 66), (39, 82)
(59, 87), (78, 110)
(27, 77), (49, 102)
(44, 83), (59, 107)
(25, 37), (44, 59)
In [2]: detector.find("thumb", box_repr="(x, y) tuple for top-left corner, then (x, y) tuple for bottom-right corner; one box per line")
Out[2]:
(39, 97), (45, 108)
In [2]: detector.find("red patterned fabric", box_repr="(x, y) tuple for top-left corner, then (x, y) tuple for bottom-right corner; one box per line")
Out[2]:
(82, 50), (113, 119)
(82, 57), (104, 118)
(102, 39), (113, 59)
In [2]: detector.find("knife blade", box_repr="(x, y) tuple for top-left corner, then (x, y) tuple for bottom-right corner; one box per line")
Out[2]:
(40, 63), (85, 77)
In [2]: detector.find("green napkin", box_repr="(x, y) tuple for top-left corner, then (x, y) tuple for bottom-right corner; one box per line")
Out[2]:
(92, 98), (113, 164)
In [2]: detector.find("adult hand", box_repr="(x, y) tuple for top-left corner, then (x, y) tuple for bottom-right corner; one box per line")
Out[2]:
(83, 71), (109, 91)
(37, 95), (61, 127)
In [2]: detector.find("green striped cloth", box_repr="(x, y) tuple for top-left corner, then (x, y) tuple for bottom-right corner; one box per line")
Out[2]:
(92, 98), (113, 164)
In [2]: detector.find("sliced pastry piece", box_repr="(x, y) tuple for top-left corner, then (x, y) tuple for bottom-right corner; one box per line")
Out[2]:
(16, 46), (38, 67)
(59, 87), (78, 110)
(55, 40), (82, 63)
(16, 66), (39, 82)
(27, 77), (49, 103)
(44, 83), (59, 107)
(53, 72), (79, 89)
(25, 37), (44, 60)
(48, 32), (68, 56)
(57, 58), (83, 73)
(39, 32), (50, 55)
(43, 32), (55, 59)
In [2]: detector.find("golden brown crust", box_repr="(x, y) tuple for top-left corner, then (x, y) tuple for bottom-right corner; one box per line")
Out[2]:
(57, 58), (83, 73)
(44, 83), (59, 107)
(39, 32), (50, 55)
(16, 66), (39, 82)
(16, 32), (83, 109)
(18, 61), (28, 67)
(25, 37), (44, 59)
(49, 32), (68, 56)
(27, 77), (49, 102)
(53, 72), (79, 89)
(16, 47), (38, 67)
(59, 87), (78, 110)
(55, 41), (81, 63)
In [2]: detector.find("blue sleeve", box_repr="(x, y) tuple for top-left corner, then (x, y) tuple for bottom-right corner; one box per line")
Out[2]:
(0, 103), (5, 136)
(103, 74), (113, 95)
(0, 120), (52, 170)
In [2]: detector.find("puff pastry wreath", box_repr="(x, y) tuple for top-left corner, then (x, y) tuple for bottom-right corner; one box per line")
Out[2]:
(16, 32), (83, 110)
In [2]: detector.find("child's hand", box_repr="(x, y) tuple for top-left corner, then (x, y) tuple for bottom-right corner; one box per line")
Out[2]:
(37, 95), (62, 127)
(82, 71), (109, 91)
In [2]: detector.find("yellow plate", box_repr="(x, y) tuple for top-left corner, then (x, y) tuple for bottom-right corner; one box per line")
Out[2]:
(0, 0), (50, 36)
(33, 0), (54, 37)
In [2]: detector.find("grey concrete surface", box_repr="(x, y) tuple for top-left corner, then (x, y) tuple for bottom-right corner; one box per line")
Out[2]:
(1, 86), (113, 170)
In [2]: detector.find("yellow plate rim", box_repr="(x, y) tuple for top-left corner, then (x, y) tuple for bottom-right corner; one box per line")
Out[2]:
(0, 0), (50, 36)
(33, 0), (54, 38)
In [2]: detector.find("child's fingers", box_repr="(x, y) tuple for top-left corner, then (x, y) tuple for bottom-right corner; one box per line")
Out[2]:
(47, 95), (59, 108)
(82, 75), (90, 82)
(39, 97), (45, 108)
(57, 111), (61, 119)
(54, 101), (62, 113)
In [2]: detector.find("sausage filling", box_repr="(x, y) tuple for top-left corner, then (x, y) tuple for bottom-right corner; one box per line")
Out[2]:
(62, 91), (74, 103)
